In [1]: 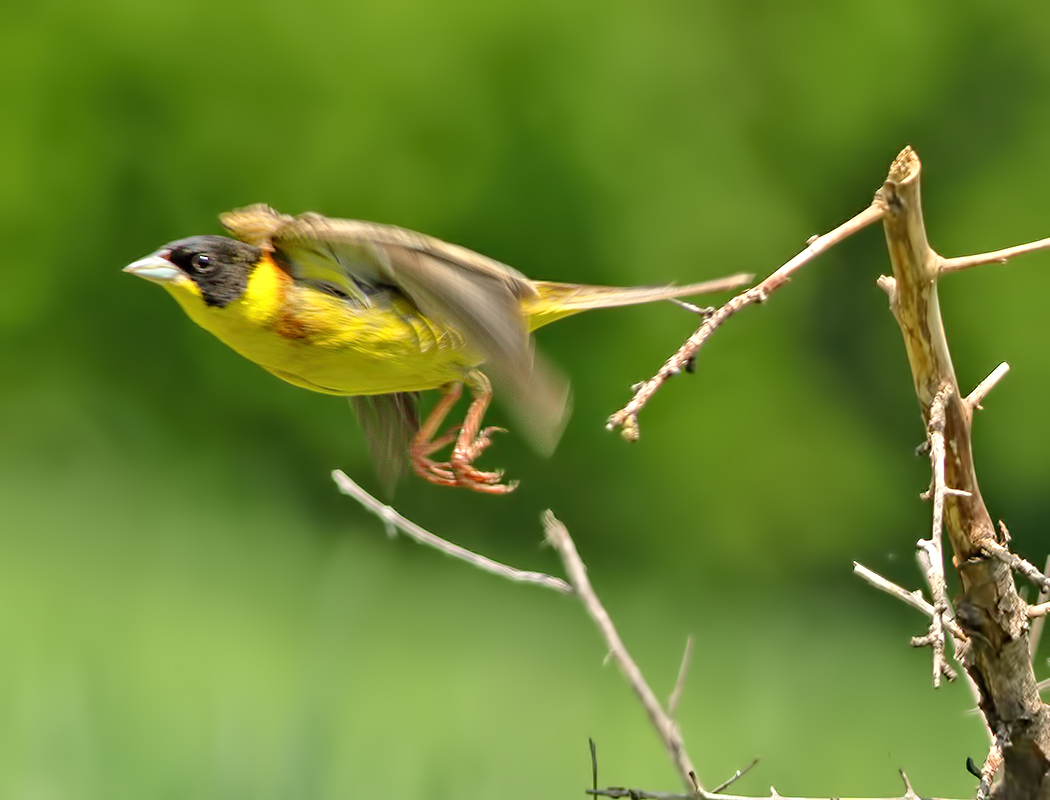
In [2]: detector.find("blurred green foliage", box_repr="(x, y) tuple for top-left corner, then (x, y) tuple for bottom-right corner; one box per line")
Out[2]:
(3, 0), (1050, 796)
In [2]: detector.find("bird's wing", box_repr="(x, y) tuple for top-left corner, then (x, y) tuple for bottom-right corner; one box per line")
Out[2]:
(221, 205), (568, 451)
(223, 205), (536, 366)
(348, 392), (420, 494)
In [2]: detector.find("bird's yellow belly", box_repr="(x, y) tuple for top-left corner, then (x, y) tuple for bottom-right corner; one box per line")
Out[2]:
(185, 293), (477, 396)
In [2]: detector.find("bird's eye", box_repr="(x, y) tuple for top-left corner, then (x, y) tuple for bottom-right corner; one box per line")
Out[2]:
(190, 253), (215, 274)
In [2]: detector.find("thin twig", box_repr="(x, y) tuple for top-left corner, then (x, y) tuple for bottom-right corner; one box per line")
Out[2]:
(589, 790), (695, 800)
(590, 738), (600, 793)
(853, 563), (967, 642)
(1029, 557), (1050, 664)
(1028, 603), (1050, 619)
(586, 760), (761, 800)
(542, 511), (698, 793)
(981, 537), (1050, 594)
(710, 760), (759, 794)
(914, 384), (958, 686)
(899, 770), (918, 800)
(667, 636), (694, 718)
(331, 470), (572, 594)
(606, 202), (887, 441)
(965, 363), (1010, 411)
(939, 237), (1050, 274)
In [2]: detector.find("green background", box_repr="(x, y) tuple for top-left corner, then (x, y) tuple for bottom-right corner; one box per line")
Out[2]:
(3, 0), (1049, 796)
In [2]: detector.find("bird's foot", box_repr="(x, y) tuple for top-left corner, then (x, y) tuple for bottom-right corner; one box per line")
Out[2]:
(450, 427), (516, 494)
(409, 427), (516, 494)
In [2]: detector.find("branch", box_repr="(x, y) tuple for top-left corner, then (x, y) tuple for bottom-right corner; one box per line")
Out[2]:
(1027, 603), (1050, 619)
(965, 363), (1010, 411)
(710, 759), (759, 794)
(667, 635), (694, 719)
(331, 470), (572, 594)
(912, 383), (958, 686)
(332, 478), (955, 799)
(878, 145), (1050, 795)
(1028, 558), (1050, 664)
(606, 203), (886, 441)
(542, 511), (699, 792)
(547, 515), (965, 800)
(588, 769), (959, 800)
(939, 237), (1050, 275)
(852, 562), (967, 642)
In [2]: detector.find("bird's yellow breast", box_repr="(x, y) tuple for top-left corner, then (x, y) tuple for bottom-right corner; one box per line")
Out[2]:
(167, 256), (476, 395)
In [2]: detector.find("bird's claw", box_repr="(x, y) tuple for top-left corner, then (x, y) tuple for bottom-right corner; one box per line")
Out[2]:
(410, 427), (515, 493)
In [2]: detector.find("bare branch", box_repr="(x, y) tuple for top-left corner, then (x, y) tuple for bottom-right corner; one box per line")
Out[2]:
(542, 511), (698, 792)
(898, 770), (918, 800)
(1028, 603), (1050, 619)
(667, 636), (694, 718)
(965, 362), (1010, 411)
(331, 470), (572, 594)
(606, 203), (887, 441)
(853, 562), (967, 642)
(710, 760), (759, 795)
(939, 236), (1050, 275)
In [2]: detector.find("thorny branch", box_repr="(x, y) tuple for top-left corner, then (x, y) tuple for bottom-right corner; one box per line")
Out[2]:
(912, 383), (959, 686)
(869, 147), (1049, 800)
(606, 203), (887, 441)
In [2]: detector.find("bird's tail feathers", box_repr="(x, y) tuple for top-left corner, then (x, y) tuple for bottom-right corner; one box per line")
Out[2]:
(524, 272), (752, 331)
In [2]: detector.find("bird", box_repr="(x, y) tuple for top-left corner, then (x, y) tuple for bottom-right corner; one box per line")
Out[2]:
(124, 205), (751, 494)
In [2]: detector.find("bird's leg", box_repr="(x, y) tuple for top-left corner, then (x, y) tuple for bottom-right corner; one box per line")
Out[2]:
(408, 373), (515, 493)
(409, 382), (464, 485)
(448, 370), (516, 494)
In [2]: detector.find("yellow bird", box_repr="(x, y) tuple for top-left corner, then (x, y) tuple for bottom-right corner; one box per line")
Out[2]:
(125, 205), (750, 493)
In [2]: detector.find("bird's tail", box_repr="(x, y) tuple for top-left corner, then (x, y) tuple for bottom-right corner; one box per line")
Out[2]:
(524, 272), (752, 331)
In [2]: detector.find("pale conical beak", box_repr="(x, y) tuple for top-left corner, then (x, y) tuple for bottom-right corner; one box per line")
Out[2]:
(123, 251), (181, 284)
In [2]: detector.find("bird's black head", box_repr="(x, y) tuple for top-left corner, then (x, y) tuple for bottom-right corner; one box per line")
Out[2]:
(163, 235), (264, 308)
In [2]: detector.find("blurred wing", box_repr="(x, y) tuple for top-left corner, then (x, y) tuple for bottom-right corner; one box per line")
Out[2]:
(222, 206), (569, 450)
(348, 392), (420, 494)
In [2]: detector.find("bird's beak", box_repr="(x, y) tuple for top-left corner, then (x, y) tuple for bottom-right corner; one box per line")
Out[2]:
(123, 251), (182, 284)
